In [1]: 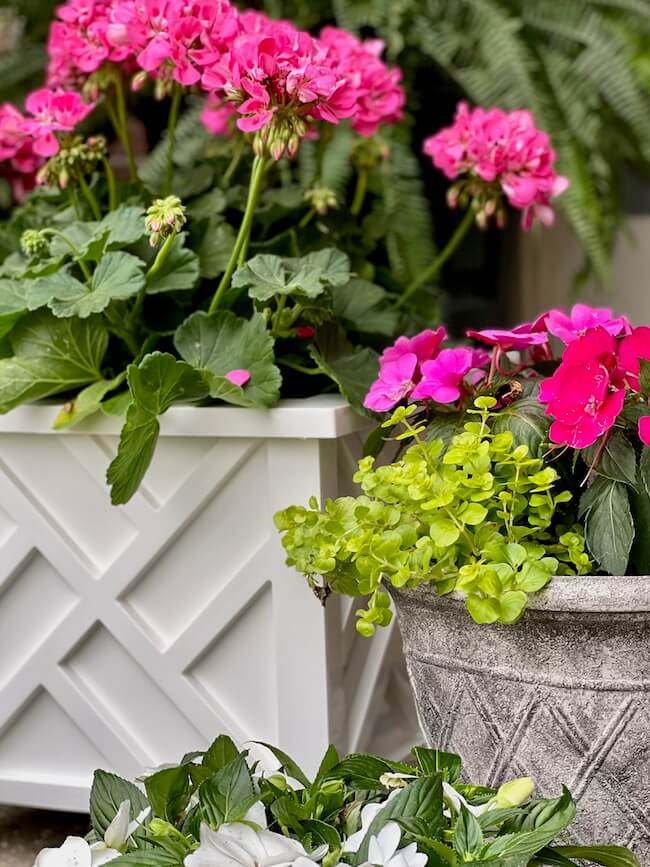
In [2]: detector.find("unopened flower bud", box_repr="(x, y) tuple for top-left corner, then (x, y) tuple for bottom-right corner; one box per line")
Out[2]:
(494, 777), (535, 808)
(20, 229), (50, 259)
(286, 132), (300, 159)
(132, 70), (148, 92)
(304, 186), (338, 216)
(145, 195), (186, 246)
(270, 138), (285, 161)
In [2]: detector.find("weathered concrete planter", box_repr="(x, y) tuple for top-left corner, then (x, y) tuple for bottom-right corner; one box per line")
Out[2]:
(393, 576), (650, 859)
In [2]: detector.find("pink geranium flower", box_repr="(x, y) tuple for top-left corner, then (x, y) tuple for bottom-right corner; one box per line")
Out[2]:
(618, 326), (650, 391)
(546, 304), (630, 345)
(363, 353), (418, 412)
(22, 88), (95, 157)
(539, 327), (625, 448)
(201, 95), (235, 135)
(467, 322), (549, 352)
(423, 101), (569, 230)
(411, 347), (474, 403)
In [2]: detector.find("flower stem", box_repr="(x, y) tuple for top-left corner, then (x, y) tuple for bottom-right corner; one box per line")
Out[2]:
(78, 174), (102, 220)
(45, 229), (92, 282)
(164, 84), (182, 196)
(350, 169), (368, 216)
(103, 157), (117, 210)
(222, 137), (246, 187)
(129, 231), (176, 331)
(66, 187), (81, 219)
(396, 207), (475, 309)
(208, 155), (268, 314)
(113, 74), (138, 183)
(278, 358), (323, 376)
(299, 207), (316, 228)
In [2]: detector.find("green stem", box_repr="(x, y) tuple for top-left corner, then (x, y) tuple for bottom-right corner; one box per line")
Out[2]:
(128, 231), (177, 331)
(278, 358), (323, 376)
(103, 157), (117, 211)
(350, 169), (368, 216)
(78, 174), (102, 220)
(299, 207), (316, 229)
(222, 137), (246, 187)
(66, 187), (81, 219)
(113, 74), (138, 183)
(164, 85), (182, 197)
(396, 207), (475, 309)
(271, 294), (287, 337)
(45, 229), (92, 282)
(208, 155), (268, 314)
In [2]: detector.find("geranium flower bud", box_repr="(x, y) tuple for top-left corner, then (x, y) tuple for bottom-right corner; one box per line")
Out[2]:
(20, 229), (50, 259)
(145, 195), (186, 246)
(304, 187), (338, 215)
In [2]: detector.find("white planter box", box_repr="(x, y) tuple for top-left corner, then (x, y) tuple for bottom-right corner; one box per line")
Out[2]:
(0, 396), (417, 812)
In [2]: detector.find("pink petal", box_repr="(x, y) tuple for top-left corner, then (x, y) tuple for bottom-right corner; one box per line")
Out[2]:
(225, 369), (251, 387)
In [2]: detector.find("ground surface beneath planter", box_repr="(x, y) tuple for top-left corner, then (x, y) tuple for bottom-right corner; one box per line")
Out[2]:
(0, 805), (88, 866)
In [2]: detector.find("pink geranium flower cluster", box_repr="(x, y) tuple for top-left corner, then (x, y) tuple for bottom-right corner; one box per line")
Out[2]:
(45, 0), (405, 152)
(0, 89), (94, 196)
(423, 101), (569, 230)
(364, 327), (489, 412)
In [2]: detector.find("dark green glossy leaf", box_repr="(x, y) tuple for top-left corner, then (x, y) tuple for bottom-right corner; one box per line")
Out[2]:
(89, 770), (149, 838)
(203, 735), (239, 773)
(492, 395), (549, 458)
(198, 754), (256, 827)
(538, 845), (639, 867)
(412, 747), (462, 783)
(454, 805), (484, 859)
(144, 766), (191, 823)
(579, 477), (633, 575)
(583, 432), (637, 487)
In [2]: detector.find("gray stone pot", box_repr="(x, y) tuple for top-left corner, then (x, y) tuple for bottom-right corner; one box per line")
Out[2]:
(392, 576), (650, 859)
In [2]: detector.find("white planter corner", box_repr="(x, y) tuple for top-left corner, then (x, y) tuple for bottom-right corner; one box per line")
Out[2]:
(0, 395), (417, 812)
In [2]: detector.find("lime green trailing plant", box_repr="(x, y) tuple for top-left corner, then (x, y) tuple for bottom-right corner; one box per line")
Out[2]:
(275, 398), (591, 632)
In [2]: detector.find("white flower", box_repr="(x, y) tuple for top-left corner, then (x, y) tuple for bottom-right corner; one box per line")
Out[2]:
(246, 743), (304, 791)
(33, 800), (150, 867)
(343, 791), (400, 854)
(243, 800), (268, 830)
(378, 773), (416, 790)
(363, 822), (427, 867)
(184, 822), (327, 867)
(442, 782), (489, 818)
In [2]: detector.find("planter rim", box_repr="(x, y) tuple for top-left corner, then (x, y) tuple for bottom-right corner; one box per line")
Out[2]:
(398, 574), (650, 613)
(0, 395), (369, 439)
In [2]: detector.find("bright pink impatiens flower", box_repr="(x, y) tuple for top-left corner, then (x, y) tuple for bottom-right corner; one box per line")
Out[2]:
(364, 353), (418, 412)
(539, 327), (626, 448)
(381, 327), (447, 366)
(423, 101), (569, 230)
(467, 322), (549, 352)
(411, 347), (474, 404)
(618, 326), (650, 390)
(546, 304), (630, 345)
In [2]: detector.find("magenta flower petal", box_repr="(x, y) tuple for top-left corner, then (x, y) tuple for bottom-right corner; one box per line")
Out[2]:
(225, 368), (251, 387)
(639, 415), (650, 446)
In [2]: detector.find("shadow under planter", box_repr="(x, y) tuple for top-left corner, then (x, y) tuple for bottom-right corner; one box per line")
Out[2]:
(393, 576), (650, 860)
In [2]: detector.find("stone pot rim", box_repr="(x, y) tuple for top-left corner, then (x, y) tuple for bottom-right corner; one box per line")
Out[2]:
(400, 574), (650, 613)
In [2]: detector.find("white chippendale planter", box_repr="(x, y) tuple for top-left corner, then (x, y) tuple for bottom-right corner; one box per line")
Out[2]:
(0, 396), (418, 812)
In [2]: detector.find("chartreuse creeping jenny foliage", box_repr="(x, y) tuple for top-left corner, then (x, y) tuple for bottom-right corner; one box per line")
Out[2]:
(40, 732), (638, 867)
(276, 399), (591, 632)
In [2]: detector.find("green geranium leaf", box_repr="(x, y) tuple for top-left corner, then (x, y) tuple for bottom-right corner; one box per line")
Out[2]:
(50, 222), (108, 261)
(0, 310), (107, 412)
(174, 311), (281, 408)
(53, 372), (127, 430)
(146, 235), (200, 294)
(583, 431), (637, 487)
(353, 774), (443, 865)
(100, 205), (146, 248)
(579, 477), (633, 575)
(197, 219), (236, 278)
(331, 278), (399, 337)
(27, 253), (145, 318)
(107, 352), (209, 504)
(90, 770), (149, 838)
(233, 248), (351, 302)
(0, 277), (28, 337)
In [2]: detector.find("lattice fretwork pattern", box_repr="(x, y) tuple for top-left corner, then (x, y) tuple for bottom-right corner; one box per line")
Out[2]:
(0, 422), (418, 811)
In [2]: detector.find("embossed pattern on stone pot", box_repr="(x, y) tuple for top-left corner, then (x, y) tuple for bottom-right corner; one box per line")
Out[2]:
(393, 576), (650, 859)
